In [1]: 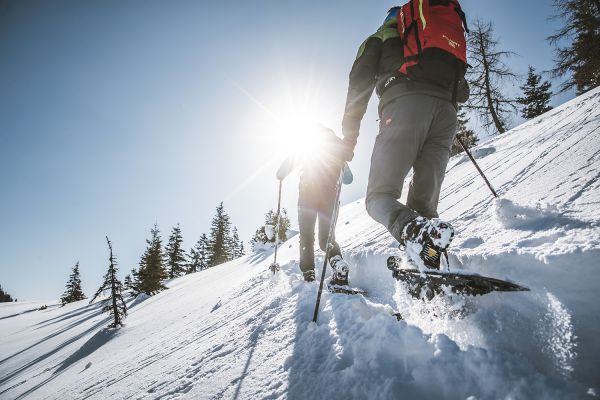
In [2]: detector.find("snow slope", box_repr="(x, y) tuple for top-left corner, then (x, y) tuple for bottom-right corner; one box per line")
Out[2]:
(1, 88), (599, 400)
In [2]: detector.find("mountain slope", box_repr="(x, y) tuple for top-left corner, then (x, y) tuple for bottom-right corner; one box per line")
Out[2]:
(1, 88), (599, 399)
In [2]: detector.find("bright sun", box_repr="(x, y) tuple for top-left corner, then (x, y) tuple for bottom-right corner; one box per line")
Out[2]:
(268, 108), (327, 156)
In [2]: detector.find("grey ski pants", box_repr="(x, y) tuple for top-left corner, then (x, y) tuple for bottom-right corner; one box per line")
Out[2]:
(298, 205), (342, 273)
(366, 94), (457, 242)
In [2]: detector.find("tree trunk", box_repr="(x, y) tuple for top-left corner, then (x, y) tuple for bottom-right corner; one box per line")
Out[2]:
(111, 269), (120, 327)
(480, 40), (506, 133)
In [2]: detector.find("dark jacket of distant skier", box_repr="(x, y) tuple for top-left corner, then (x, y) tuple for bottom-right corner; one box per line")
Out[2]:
(276, 127), (353, 275)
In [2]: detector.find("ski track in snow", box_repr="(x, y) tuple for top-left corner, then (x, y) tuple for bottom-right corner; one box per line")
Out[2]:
(1, 89), (600, 399)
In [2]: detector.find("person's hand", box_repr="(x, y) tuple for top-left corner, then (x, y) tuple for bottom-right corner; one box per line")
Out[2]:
(337, 137), (357, 162)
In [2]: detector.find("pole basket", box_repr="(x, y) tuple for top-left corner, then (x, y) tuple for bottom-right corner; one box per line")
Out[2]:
(269, 262), (280, 274)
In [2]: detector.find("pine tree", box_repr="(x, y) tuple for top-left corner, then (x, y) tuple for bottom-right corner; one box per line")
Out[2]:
(60, 262), (86, 305)
(90, 237), (127, 327)
(123, 274), (132, 293)
(450, 109), (479, 156)
(252, 208), (291, 245)
(466, 19), (518, 134)
(230, 227), (243, 259)
(188, 234), (209, 273)
(207, 202), (233, 267)
(124, 268), (141, 295)
(517, 66), (554, 119)
(137, 223), (168, 295)
(548, 0), (600, 94)
(165, 223), (187, 279)
(0, 285), (14, 303)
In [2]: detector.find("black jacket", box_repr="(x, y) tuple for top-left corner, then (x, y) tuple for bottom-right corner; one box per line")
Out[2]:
(341, 15), (469, 144)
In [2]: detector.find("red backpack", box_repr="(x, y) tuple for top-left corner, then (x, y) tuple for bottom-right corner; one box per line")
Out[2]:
(397, 0), (468, 100)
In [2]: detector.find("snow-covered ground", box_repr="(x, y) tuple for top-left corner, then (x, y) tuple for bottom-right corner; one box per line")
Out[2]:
(1, 88), (599, 399)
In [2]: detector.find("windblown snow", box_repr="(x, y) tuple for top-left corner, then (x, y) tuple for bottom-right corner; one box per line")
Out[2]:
(2, 89), (599, 399)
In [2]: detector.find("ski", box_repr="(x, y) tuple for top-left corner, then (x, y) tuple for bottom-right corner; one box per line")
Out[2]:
(387, 256), (529, 299)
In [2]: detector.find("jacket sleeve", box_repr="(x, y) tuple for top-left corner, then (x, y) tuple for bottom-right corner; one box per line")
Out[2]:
(341, 35), (382, 145)
(276, 155), (296, 180)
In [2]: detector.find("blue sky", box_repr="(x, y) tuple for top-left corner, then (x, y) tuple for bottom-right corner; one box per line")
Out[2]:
(0, 0), (572, 300)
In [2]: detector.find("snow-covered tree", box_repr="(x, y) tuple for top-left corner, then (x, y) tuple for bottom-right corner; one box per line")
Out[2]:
(208, 202), (233, 267)
(466, 20), (518, 134)
(89, 237), (127, 328)
(450, 108), (479, 156)
(188, 234), (209, 273)
(548, 0), (600, 94)
(229, 227), (245, 259)
(165, 223), (187, 279)
(137, 223), (168, 295)
(60, 262), (86, 305)
(517, 66), (553, 119)
(252, 208), (291, 245)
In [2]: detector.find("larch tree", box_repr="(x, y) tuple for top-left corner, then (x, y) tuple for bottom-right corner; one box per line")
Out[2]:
(466, 19), (518, 134)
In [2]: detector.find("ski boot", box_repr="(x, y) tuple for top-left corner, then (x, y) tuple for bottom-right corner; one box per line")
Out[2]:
(303, 269), (315, 282)
(399, 216), (455, 270)
(329, 255), (349, 286)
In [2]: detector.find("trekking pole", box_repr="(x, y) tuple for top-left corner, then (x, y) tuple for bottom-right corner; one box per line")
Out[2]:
(269, 179), (283, 274)
(457, 135), (499, 198)
(312, 171), (344, 323)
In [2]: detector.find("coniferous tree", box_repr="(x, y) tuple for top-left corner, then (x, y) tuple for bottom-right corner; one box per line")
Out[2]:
(252, 208), (291, 245)
(188, 234), (209, 273)
(137, 223), (168, 295)
(165, 224), (187, 279)
(517, 66), (554, 119)
(450, 109), (479, 156)
(548, 0), (600, 94)
(90, 237), (127, 327)
(466, 19), (518, 134)
(60, 262), (86, 305)
(123, 268), (141, 296)
(229, 227), (245, 259)
(0, 285), (14, 303)
(207, 202), (233, 267)
(123, 274), (133, 294)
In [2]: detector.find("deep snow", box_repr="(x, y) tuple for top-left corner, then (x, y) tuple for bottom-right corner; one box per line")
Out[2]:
(1, 88), (599, 399)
